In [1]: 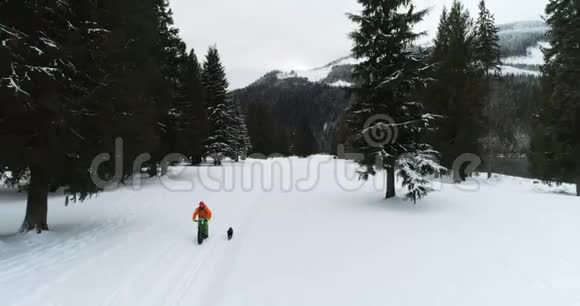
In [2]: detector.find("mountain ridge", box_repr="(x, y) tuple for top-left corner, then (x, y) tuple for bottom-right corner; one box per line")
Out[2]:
(245, 20), (549, 89)
(234, 20), (549, 155)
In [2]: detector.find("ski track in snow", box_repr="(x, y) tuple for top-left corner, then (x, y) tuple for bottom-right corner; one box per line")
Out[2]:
(1, 158), (580, 306)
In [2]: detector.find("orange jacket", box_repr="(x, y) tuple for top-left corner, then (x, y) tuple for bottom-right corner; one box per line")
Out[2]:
(193, 206), (212, 221)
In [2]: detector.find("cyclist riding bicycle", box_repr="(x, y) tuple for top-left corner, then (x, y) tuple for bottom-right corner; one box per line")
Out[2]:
(193, 201), (212, 240)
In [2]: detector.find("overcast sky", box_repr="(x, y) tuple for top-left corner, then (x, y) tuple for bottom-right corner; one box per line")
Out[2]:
(170, 0), (547, 89)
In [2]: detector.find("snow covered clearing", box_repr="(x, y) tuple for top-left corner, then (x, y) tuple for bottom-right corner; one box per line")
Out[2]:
(1, 156), (580, 306)
(499, 41), (548, 76)
(500, 64), (541, 76)
(503, 41), (549, 66)
(276, 56), (358, 83)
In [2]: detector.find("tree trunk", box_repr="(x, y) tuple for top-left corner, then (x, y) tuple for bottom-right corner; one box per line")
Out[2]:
(576, 180), (580, 197)
(453, 166), (463, 183)
(385, 159), (396, 199)
(487, 152), (493, 179)
(161, 163), (168, 176)
(20, 165), (50, 233)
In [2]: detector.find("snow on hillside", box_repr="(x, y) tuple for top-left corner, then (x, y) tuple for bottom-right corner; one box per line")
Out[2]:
(1, 156), (580, 306)
(498, 20), (549, 35)
(503, 41), (549, 66)
(271, 21), (550, 83)
(497, 21), (549, 76)
(277, 56), (358, 84)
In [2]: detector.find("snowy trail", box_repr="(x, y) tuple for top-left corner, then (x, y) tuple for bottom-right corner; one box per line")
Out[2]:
(0, 162), (267, 306)
(2, 157), (580, 306)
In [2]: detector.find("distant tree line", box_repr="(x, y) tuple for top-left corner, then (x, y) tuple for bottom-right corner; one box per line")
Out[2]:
(233, 74), (352, 157)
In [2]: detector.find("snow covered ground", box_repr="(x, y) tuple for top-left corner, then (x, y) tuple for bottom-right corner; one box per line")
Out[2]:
(1, 156), (580, 306)
(499, 64), (541, 76)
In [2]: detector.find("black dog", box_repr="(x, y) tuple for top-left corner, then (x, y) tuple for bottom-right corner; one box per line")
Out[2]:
(227, 227), (234, 240)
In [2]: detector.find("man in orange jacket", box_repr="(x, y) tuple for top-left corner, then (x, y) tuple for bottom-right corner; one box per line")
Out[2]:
(193, 201), (212, 239)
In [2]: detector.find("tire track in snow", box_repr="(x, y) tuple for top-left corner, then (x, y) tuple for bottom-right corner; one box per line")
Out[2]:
(0, 220), (128, 282)
(8, 222), (159, 306)
(189, 192), (269, 306)
(173, 239), (223, 306)
(0, 189), (137, 279)
(2, 189), (148, 306)
(101, 237), (180, 306)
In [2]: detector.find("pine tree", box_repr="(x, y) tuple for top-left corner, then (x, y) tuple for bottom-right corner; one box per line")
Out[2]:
(432, 8), (451, 62)
(426, 0), (484, 182)
(172, 49), (208, 164)
(530, 0), (580, 196)
(473, 0), (501, 75)
(155, 0), (187, 86)
(81, 0), (161, 180)
(245, 102), (289, 156)
(293, 116), (317, 157)
(345, 0), (444, 201)
(231, 97), (252, 161)
(148, 0), (187, 173)
(0, 0), (109, 232)
(473, 0), (502, 178)
(0, 0), (209, 233)
(202, 47), (234, 165)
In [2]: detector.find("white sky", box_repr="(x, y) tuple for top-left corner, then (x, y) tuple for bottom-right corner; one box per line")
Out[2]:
(170, 0), (547, 89)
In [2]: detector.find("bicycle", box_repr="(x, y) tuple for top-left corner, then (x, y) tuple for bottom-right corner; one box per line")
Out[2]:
(195, 218), (209, 245)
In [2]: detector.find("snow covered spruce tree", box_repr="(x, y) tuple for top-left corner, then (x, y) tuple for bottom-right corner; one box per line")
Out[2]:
(473, 0), (502, 179)
(425, 0), (484, 182)
(202, 47), (235, 165)
(346, 0), (444, 202)
(530, 0), (580, 196)
(0, 0), (108, 232)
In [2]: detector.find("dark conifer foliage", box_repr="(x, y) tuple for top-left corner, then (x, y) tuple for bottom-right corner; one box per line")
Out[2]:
(473, 0), (502, 178)
(425, 0), (484, 182)
(530, 0), (580, 196)
(231, 97), (252, 160)
(293, 116), (318, 157)
(89, 0), (167, 180)
(171, 50), (208, 165)
(154, 1), (209, 167)
(0, 0), (112, 232)
(0, 0), (215, 232)
(244, 102), (290, 157)
(233, 74), (351, 155)
(345, 0), (444, 202)
(474, 0), (501, 75)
